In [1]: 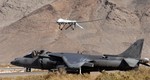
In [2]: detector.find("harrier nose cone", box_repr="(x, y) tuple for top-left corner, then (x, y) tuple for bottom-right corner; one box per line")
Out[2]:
(10, 60), (16, 65)
(10, 58), (19, 65)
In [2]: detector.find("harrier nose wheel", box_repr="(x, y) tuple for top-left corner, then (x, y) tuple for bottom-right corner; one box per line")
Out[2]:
(26, 68), (31, 72)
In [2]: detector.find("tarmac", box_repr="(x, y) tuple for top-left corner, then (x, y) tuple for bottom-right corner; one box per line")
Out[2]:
(0, 67), (47, 77)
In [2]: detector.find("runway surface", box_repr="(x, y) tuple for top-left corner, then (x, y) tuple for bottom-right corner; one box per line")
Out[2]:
(0, 72), (48, 77)
(0, 67), (101, 78)
(0, 67), (48, 77)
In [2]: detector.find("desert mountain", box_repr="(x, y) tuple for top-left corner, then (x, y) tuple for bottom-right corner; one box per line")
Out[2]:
(0, 0), (150, 63)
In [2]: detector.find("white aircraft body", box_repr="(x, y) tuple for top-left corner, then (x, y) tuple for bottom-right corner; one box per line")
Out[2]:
(57, 18), (84, 30)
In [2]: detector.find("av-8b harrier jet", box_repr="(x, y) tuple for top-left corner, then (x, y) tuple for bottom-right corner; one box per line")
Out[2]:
(11, 39), (150, 74)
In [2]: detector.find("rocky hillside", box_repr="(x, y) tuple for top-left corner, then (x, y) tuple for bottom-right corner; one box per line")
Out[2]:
(0, 0), (150, 63)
